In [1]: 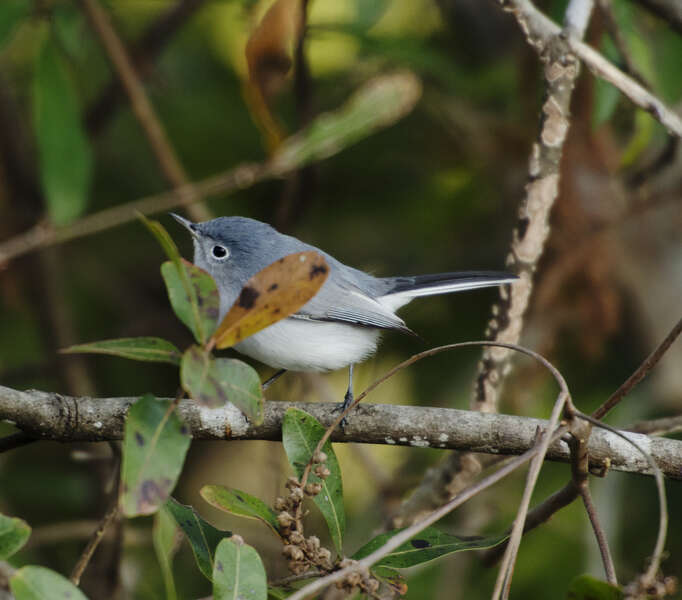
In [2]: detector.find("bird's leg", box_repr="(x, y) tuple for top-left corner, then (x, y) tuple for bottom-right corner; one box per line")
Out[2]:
(262, 369), (287, 390)
(341, 363), (355, 413)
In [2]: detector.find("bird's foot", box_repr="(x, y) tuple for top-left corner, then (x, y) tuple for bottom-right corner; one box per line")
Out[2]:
(332, 389), (355, 430)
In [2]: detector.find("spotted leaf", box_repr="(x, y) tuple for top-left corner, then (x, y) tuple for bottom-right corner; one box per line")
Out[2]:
(212, 251), (328, 350)
(120, 394), (191, 517)
(180, 345), (263, 422)
(352, 526), (507, 569)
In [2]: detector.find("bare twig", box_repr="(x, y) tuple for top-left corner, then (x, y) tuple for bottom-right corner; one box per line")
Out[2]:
(481, 482), (580, 566)
(491, 335), (573, 598)
(579, 413), (668, 591)
(498, 0), (682, 137)
(86, 0), (206, 136)
(593, 317), (682, 420)
(0, 162), (267, 267)
(78, 0), (210, 222)
(596, 0), (649, 86)
(566, 421), (618, 585)
(70, 502), (120, 585)
(627, 415), (682, 437)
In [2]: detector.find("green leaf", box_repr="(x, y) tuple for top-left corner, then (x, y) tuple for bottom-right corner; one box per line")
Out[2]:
(33, 36), (92, 225)
(0, 0), (28, 48)
(282, 408), (345, 554)
(10, 566), (89, 600)
(567, 575), (623, 600)
(138, 213), (184, 266)
(163, 497), (232, 581)
(61, 337), (181, 366)
(161, 259), (219, 345)
(268, 587), (292, 600)
(139, 214), (220, 345)
(371, 566), (407, 595)
(213, 538), (267, 600)
(200, 485), (280, 535)
(0, 513), (31, 559)
(120, 394), (191, 517)
(153, 508), (179, 600)
(352, 526), (507, 569)
(269, 71), (421, 175)
(180, 345), (263, 421)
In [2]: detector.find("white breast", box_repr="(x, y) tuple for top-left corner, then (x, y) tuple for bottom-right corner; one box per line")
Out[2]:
(233, 318), (381, 372)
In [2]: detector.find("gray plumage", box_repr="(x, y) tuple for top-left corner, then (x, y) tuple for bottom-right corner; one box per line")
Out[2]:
(172, 214), (516, 374)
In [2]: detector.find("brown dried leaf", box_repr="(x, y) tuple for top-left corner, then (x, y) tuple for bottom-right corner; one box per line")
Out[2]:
(212, 251), (328, 349)
(244, 0), (303, 150)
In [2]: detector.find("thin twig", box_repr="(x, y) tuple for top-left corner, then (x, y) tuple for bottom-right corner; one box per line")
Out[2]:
(78, 0), (210, 222)
(86, 0), (206, 136)
(481, 482), (580, 566)
(578, 481), (617, 584)
(566, 422), (618, 585)
(498, 0), (682, 137)
(492, 337), (573, 598)
(69, 502), (120, 585)
(0, 162), (267, 266)
(592, 317), (682, 420)
(269, 570), (321, 588)
(627, 415), (682, 437)
(578, 412), (668, 589)
(596, 0), (649, 86)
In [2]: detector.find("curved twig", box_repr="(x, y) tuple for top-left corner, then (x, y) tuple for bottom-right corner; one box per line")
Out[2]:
(577, 412), (667, 589)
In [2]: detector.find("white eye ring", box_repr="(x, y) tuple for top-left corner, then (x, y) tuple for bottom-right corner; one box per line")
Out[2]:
(211, 244), (230, 260)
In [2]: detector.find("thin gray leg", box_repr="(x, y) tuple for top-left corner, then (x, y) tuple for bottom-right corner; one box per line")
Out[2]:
(262, 369), (286, 390)
(341, 363), (355, 412)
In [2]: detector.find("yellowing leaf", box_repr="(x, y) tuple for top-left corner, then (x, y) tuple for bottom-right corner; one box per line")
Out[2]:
(212, 251), (328, 349)
(244, 0), (303, 150)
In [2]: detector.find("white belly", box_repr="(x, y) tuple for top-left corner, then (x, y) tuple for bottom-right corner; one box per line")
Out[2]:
(233, 318), (381, 372)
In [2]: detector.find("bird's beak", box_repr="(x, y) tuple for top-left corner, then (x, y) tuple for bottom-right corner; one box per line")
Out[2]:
(170, 213), (198, 237)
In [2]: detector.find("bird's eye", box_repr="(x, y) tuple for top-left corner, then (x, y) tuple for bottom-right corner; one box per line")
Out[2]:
(211, 245), (229, 260)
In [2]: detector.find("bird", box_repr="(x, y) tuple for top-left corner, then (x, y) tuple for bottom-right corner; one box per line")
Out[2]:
(171, 214), (516, 412)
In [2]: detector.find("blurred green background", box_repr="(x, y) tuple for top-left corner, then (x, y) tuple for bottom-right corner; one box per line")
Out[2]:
(1, 0), (681, 597)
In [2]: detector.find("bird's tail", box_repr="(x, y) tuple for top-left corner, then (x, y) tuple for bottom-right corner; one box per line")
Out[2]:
(378, 271), (516, 310)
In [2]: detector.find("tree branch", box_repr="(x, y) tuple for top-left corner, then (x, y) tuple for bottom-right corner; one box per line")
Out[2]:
(78, 0), (210, 222)
(86, 0), (206, 136)
(497, 0), (682, 137)
(1, 385), (681, 479)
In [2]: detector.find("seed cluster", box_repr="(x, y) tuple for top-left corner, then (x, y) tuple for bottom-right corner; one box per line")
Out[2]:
(273, 450), (382, 597)
(274, 451), (334, 575)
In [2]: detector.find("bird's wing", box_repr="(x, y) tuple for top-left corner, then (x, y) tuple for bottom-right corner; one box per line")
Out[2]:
(293, 278), (413, 334)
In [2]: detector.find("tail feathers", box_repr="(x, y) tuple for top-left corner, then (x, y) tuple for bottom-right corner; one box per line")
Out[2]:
(379, 271), (516, 310)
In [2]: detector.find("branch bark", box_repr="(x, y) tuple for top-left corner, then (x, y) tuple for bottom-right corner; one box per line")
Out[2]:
(498, 0), (682, 137)
(1, 385), (681, 480)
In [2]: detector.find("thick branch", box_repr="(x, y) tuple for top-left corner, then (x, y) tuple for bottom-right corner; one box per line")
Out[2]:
(1, 386), (681, 479)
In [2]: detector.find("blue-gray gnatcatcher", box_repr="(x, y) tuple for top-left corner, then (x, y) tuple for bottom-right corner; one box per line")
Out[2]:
(171, 214), (516, 411)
